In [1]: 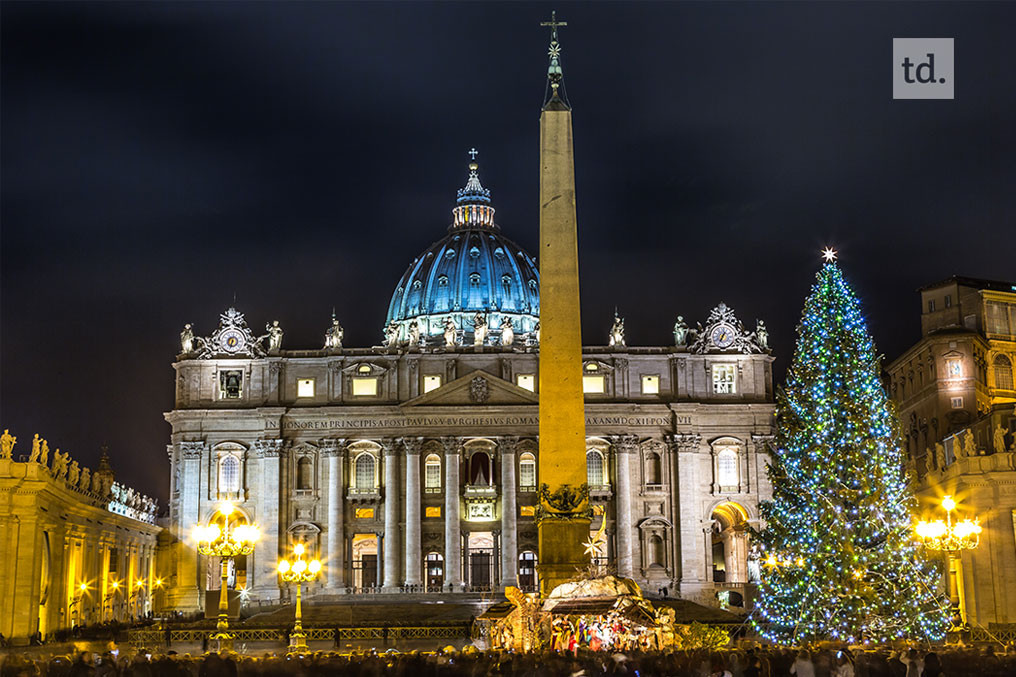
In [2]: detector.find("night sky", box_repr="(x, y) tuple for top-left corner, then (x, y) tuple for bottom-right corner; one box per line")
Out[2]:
(2, 2), (1014, 505)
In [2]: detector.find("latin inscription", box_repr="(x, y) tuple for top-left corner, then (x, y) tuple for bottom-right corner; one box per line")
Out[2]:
(266, 414), (677, 430)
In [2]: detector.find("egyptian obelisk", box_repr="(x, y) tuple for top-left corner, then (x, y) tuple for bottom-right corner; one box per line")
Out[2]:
(536, 11), (591, 596)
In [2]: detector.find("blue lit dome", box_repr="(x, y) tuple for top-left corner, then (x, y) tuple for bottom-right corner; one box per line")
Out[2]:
(385, 159), (540, 344)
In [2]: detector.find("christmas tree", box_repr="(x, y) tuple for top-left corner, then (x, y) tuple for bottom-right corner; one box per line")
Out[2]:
(753, 251), (948, 644)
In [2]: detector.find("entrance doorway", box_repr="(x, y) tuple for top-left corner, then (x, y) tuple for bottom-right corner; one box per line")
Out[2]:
(426, 552), (444, 591)
(466, 532), (495, 591)
(352, 534), (379, 590)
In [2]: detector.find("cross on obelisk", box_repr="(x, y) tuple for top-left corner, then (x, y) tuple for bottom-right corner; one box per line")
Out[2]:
(540, 10), (567, 41)
(468, 148), (478, 160)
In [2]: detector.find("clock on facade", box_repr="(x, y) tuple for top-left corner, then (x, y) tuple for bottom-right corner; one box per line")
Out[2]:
(219, 329), (245, 353)
(710, 323), (736, 349)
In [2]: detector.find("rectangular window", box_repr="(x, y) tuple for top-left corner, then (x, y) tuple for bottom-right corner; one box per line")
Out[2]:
(297, 378), (315, 398)
(355, 508), (374, 519)
(951, 396), (964, 409)
(641, 375), (660, 394)
(928, 299), (936, 312)
(712, 364), (736, 394)
(519, 505), (536, 517)
(944, 294), (952, 308)
(583, 375), (605, 394)
(219, 370), (243, 399)
(352, 377), (378, 396)
(519, 462), (536, 489)
(516, 374), (536, 392)
(986, 301), (1013, 336)
(423, 375), (442, 393)
(425, 506), (441, 518)
(425, 462), (441, 490)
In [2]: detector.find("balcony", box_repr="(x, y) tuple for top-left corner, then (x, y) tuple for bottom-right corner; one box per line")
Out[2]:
(346, 486), (382, 502)
(463, 484), (497, 499)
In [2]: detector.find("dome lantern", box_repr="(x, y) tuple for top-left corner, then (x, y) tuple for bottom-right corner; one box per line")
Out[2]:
(453, 151), (496, 229)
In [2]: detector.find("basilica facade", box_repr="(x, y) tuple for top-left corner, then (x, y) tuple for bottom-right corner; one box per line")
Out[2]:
(163, 162), (776, 613)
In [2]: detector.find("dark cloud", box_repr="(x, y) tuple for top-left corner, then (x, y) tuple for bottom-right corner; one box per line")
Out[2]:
(2, 2), (1013, 503)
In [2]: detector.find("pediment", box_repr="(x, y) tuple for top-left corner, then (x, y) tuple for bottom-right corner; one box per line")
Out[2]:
(403, 369), (538, 407)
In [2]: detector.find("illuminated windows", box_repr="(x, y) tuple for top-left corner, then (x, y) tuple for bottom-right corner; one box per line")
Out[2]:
(218, 455), (240, 496)
(951, 396), (964, 409)
(586, 450), (605, 487)
(519, 452), (536, 490)
(423, 375), (442, 393)
(516, 374), (536, 392)
(353, 453), (377, 490)
(355, 508), (374, 519)
(425, 506), (441, 518)
(352, 377), (378, 397)
(994, 354), (1013, 390)
(712, 364), (736, 394)
(520, 505), (536, 517)
(716, 448), (738, 487)
(297, 378), (315, 398)
(583, 364), (605, 393)
(641, 374), (659, 394)
(424, 454), (441, 491)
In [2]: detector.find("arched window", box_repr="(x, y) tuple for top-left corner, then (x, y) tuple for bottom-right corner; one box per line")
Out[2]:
(425, 454), (442, 490)
(645, 452), (662, 485)
(995, 354), (1014, 390)
(649, 534), (665, 567)
(717, 448), (738, 487)
(354, 453), (376, 490)
(586, 450), (604, 487)
(219, 455), (240, 495)
(297, 457), (313, 490)
(519, 452), (536, 489)
(469, 451), (491, 485)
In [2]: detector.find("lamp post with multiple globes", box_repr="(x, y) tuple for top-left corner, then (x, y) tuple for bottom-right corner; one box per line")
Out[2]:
(914, 494), (982, 629)
(277, 543), (322, 652)
(193, 501), (260, 650)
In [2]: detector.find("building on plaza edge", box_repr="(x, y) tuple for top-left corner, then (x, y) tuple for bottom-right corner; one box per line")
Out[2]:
(163, 157), (776, 614)
(888, 276), (1016, 627)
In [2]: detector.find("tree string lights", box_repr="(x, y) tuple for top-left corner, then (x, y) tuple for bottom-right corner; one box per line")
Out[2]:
(752, 258), (949, 645)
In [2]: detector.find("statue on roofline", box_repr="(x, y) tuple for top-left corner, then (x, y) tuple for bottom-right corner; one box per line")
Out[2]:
(180, 324), (194, 354)
(443, 317), (457, 347)
(324, 314), (344, 350)
(500, 317), (515, 347)
(0, 429), (15, 459)
(608, 312), (625, 347)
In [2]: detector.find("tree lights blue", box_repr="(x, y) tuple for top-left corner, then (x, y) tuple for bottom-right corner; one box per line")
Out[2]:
(753, 259), (949, 644)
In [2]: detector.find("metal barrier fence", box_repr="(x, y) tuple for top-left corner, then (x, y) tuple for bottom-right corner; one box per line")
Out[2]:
(128, 624), (469, 649)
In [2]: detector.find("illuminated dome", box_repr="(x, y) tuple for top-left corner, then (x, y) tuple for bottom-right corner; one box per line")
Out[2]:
(385, 158), (540, 344)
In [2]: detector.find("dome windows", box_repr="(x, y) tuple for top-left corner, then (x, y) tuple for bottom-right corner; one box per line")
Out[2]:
(412, 280), (423, 290)
(494, 247), (506, 259)
(445, 249), (456, 259)
(469, 246), (480, 258)
(437, 275), (449, 287)
(469, 273), (481, 285)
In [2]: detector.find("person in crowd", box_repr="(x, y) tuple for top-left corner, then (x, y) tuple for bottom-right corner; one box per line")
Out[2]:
(790, 650), (816, 677)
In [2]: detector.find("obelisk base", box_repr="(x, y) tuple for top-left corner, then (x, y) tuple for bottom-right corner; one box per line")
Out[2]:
(536, 516), (591, 597)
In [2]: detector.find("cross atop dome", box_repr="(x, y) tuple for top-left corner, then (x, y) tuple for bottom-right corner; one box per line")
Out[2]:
(453, 150), (496, 228)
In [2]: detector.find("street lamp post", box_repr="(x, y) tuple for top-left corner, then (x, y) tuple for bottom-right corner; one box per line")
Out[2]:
(194, 502), (260, 651)
(915, 495), (982, 629)
(277, 543), (322, 652)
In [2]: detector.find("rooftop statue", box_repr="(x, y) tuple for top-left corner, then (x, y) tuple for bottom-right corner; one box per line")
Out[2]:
(500, 317), (515, 347)
(994, 424), (1007, 454)
(180, 323), (194, 354)
(80, 467), (91, 491)
(266, 320), (284, 353)
(68, 460), (80, 486)
(40, 439), (50, 466)
(443, 317), (458, 347)
(673, 317), (688, 346)
(385, 321), (400, 348)
(29, 434), (41, 463)
(756, 320), (769, 350)
(0, 429), (15, 459)
(324, 314), (344, 350)
(608, 313), (626, 348)
(473, 312), (488, 346)
(408, 320), (421, 347)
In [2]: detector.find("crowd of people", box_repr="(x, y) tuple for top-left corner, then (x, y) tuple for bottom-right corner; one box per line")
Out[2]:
(2, 644), (1016, 677)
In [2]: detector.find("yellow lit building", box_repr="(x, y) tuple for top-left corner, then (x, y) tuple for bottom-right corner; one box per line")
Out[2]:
(888, 276), (1016, 628)
(0, 438), (161, 644)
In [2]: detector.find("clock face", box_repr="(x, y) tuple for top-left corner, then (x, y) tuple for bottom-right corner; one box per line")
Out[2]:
(219, 329), (244, 353)
(711, 324), (736, 349)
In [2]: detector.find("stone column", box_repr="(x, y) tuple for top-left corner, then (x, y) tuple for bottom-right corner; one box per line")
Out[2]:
(404, 438), (423, 587)
(673, 434), (706, 599)
(322, 440), (345, 591)
(612, 435), (637, 578)
(443, 437), (463, 591)
(169, 441), (205, 610)
(499, 437), (519, 588)
(252, 438), (284, 602)
(382, 441), (401, 591)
